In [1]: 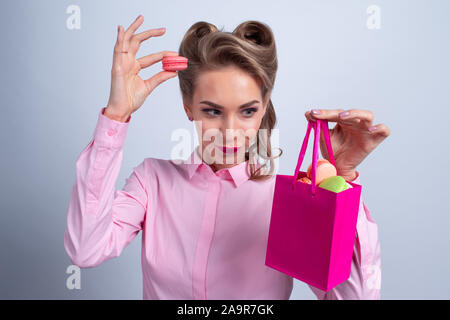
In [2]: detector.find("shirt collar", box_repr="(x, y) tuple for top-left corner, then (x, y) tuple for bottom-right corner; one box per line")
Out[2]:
(179, 145), (258, 188)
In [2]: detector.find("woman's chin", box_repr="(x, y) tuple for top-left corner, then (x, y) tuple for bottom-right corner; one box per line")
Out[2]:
(219, 151), (246, 163)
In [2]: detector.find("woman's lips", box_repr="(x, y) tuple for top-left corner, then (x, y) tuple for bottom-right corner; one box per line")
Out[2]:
(217, 145), (242, 154)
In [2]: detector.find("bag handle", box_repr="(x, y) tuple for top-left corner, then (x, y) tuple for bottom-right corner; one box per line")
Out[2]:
(291, 118), (336, 195)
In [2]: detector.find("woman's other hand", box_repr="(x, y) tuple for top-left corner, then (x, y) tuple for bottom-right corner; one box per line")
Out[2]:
(304, 108), (390, 181)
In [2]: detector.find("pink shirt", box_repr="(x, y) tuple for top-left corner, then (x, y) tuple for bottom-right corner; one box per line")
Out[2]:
(64, 107), (381, 300)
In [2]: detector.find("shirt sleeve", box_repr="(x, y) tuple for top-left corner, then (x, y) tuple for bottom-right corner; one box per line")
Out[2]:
(308, 170), (382, 299)
(64, 107), (148, 268)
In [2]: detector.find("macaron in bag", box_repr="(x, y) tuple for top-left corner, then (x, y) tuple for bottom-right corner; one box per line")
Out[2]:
(300, 158), (353, 192)
(265, 118), (362, 292)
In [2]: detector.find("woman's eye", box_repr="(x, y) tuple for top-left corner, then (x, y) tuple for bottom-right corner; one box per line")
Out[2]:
(203, 109), (221, 116)
(202, 107), (258, 117)
(242, 108), (258, 117)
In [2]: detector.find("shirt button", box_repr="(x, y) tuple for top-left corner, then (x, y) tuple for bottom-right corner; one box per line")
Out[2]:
(107, 129), (116, 136)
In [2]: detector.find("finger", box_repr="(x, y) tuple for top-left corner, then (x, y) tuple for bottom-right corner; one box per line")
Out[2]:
(112, 25), (127, 69)
(137, 50), (179, 69)
(144, 71), (178, 94)
(368, 123), (390, 137)
(124, 15), (144, 43)
(305, 108), (345, 123)
(134, 27), (167, 43)
(113, 25), (126, 53)
(338, 109), (374, 128)
(129, 28), (167, 55)
(304, 110), (315, 122)
(307, 108), (375, 131)
(304, 110), (336, 138)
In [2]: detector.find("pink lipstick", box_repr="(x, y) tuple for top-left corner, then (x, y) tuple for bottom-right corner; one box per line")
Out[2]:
(219, 145), (242, 154)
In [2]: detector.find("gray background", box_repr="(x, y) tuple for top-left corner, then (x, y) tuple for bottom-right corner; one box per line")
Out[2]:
(0, 0), (449, 299)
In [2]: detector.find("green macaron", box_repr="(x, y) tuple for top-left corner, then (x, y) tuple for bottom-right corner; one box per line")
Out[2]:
(318, 176), (350, 193)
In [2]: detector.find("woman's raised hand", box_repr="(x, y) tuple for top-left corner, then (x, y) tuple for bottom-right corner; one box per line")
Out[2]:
(105, 15), (179, 122)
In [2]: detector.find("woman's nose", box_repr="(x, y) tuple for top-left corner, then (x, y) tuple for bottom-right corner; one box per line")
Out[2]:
(222, 116), (236, 131)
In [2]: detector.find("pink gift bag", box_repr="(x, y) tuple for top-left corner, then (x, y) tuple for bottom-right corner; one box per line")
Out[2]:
(265, 118), (362, 292)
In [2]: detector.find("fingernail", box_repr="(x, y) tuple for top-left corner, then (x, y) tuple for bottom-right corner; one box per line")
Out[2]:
(311, 109), (321, 115)
(339, 111), (349, 118)
(369, 126), (377, 132)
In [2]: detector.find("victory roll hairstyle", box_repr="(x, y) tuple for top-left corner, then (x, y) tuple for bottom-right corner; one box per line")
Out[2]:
(177, 20), (282, 181)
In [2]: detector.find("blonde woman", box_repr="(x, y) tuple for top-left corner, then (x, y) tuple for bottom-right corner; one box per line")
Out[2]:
(64, 15), (389, 299)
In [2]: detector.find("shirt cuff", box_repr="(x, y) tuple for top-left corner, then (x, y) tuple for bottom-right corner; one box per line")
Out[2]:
(93, 107), (130, 149)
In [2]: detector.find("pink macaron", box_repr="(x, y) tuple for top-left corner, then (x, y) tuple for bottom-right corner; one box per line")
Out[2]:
(307, 158), (337, 186)
(162, 56), (188, 72)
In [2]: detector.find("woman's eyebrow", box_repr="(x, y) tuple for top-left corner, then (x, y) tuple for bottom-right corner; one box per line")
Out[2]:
(199, 100), (260, 109)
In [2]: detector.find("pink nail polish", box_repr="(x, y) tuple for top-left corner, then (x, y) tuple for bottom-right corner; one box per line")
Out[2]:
(369, 126), (377, 131)
(311, 109), (321, 115)
(339, 111), (349, 118)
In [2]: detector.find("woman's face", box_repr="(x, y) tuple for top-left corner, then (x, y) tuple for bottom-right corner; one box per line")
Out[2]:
(184, 65), (268, 171)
